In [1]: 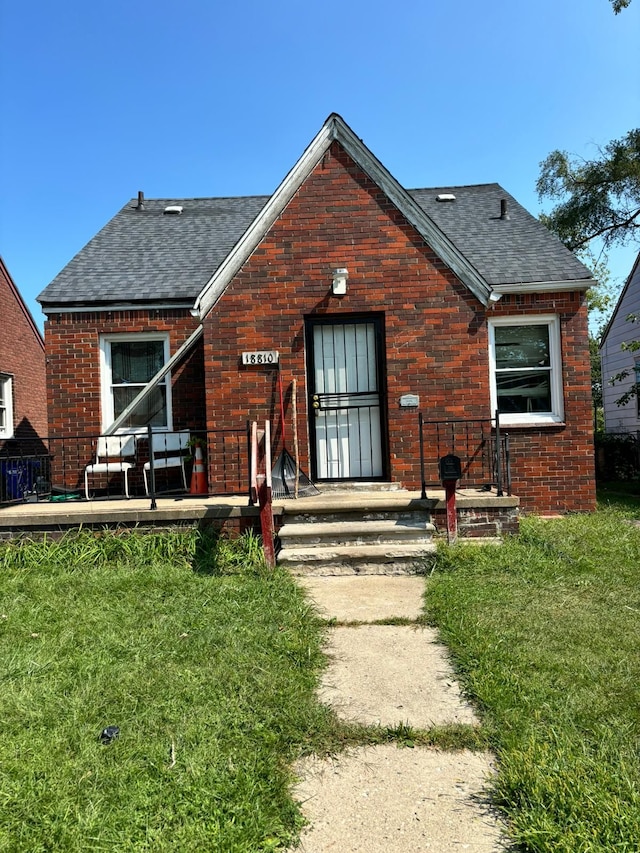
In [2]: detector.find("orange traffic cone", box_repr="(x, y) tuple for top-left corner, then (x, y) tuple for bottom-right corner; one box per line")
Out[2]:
(190, 445), (208, 495)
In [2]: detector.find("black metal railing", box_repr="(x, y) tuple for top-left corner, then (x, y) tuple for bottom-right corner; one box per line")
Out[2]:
(0, 450), (52, 503)
(418, 412), (511, 498)
(0, 426), (250, 504)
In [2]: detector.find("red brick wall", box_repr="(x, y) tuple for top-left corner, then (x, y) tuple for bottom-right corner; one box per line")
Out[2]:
(202, 142), (596, 513)
(489, 291), (595, 512)
(44, 309), (204, 436)
(0, 259), (47, 448)
(43, 309), (205, 490)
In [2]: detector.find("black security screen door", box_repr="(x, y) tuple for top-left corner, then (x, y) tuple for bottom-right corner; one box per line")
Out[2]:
(306, 316), (387, 480)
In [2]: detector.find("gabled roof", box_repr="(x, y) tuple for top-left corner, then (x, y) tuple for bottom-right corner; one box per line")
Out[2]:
(37, 113), (595, 312)
(599, 250), (640, 347)
(1, 256), (45, 349)
(192, 113), (494, 313)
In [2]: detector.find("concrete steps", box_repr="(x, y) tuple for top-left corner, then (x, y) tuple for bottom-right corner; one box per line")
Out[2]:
(278, 518), (434, 548)
(276, 491), (436, 575)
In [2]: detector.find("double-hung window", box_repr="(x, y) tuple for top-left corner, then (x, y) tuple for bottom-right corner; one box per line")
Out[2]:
(489, 316), (564, 425)
(100, 334), (172, 432)
(0, 373), (14, 439)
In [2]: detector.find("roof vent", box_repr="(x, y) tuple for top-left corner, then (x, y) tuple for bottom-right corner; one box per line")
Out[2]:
(163, 205), (184, 215)
(135, 191), (145, 210)
(436, 193), (456, 202)
(499, 199), (510, 220)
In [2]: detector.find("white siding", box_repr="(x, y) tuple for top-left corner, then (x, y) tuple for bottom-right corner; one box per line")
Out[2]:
(601, 253), (640, 433)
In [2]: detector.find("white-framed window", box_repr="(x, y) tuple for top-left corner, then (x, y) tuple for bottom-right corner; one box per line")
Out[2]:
(488, 315), (564, 425)
(99, 334), (172, 432)
(0, 373), (14, 439)
(635, 360), (640, 420)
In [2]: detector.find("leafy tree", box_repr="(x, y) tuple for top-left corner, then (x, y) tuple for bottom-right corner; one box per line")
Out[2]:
(538, 128), (640, 409)
(536, 129), (640, 259)
(538, 0), (637, 412)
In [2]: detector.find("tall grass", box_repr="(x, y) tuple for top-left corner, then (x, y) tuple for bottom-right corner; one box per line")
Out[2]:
(426, 507), (640, 851)
(0, 530), (333, 852)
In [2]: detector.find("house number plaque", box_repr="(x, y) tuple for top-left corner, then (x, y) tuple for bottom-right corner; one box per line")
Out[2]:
(400, 394), (420, 407)
(241, 350), (280, 366)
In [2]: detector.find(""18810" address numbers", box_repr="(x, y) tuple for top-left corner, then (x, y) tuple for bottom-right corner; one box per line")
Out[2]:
(241, 350), (280, 366)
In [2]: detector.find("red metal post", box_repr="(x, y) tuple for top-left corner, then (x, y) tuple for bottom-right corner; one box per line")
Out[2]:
(259, 420), (276, 568)
(444, 479), (458, 544)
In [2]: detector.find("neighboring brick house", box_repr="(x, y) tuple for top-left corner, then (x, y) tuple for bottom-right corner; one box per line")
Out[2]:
(0, 256), (47, 448)
(37, 114), (596, 512)
(600, 251), (640, 434)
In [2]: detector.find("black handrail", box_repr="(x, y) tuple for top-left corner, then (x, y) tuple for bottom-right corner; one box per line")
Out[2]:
(417, 413), (511, 495)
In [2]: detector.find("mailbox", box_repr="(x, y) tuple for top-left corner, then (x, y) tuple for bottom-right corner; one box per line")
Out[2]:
(439, 453), (462, 482)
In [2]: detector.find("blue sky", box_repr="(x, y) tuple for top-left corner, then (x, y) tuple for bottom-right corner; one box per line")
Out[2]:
(1, 0), (638, 330)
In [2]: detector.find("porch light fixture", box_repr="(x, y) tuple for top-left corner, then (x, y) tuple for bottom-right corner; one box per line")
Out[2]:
(332, 267), (348, 296)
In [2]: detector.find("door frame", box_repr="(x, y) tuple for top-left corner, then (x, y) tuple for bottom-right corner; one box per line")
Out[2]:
(304, 313), (389, 482)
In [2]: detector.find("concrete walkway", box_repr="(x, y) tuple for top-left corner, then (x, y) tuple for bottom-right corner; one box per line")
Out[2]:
(290, 576), (508, 852)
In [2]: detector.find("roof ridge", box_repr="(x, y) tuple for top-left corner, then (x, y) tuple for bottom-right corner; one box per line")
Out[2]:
(127, 186), (508, 205)
(126, 194), (271, 203)
(408, 183), (503, 192)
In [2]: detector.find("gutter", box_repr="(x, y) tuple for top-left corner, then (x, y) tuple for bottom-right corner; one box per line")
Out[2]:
(491, 278), (596, 295)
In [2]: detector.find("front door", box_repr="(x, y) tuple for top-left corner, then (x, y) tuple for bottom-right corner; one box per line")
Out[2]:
(307, 317), (386, 480)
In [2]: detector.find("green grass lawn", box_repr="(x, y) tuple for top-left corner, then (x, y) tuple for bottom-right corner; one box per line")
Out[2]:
(426, 494), (640, 852)
(596, 480), (640, 518)
(0, 531), (334, 852)
(4, 488), (640, 852)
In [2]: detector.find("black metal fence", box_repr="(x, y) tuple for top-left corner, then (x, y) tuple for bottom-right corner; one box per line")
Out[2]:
(0, 426), (250, 504)
(418, 413), (511, 497)
(1, 418), (513, 505)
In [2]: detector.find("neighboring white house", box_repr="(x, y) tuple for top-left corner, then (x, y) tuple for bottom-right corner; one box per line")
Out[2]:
(601, 251), (640, 434)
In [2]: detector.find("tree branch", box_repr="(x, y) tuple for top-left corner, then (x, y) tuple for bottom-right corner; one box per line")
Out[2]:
(568, 207), (640, 250)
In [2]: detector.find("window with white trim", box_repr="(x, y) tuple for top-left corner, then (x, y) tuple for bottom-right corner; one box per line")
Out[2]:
(489, 316), (564, 424)
(0, 373), (14, 439)
(100, 334), (172, 432)
(635, 359), (640, 420)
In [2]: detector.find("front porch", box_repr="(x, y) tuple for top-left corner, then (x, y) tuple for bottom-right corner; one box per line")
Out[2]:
(0, 487), (519, 556)
(0, 416), (518, 560)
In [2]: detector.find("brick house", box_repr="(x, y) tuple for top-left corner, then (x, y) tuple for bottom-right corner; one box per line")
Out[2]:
(0, 256), (47, 447)
(37, 114), (596, 512)
(0, 257), (48, 500)
(600, 251), (640, 434)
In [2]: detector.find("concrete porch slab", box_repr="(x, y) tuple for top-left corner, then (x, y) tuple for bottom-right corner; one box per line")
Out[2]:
(0, 488), (518, 542)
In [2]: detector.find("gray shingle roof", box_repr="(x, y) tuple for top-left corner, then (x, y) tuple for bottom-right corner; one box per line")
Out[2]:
(37, 196), (269, 306)
(409, 184), (592, 287)
(38, 183), (592, 308)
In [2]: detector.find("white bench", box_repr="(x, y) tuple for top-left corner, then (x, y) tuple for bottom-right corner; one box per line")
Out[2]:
(143, 431), (190, 495)
(84, 435), (136, 500)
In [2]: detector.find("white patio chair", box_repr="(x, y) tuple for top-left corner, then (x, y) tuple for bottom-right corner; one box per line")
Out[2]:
(84, 435), (137, 500)
(143, 431), (190, 495)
